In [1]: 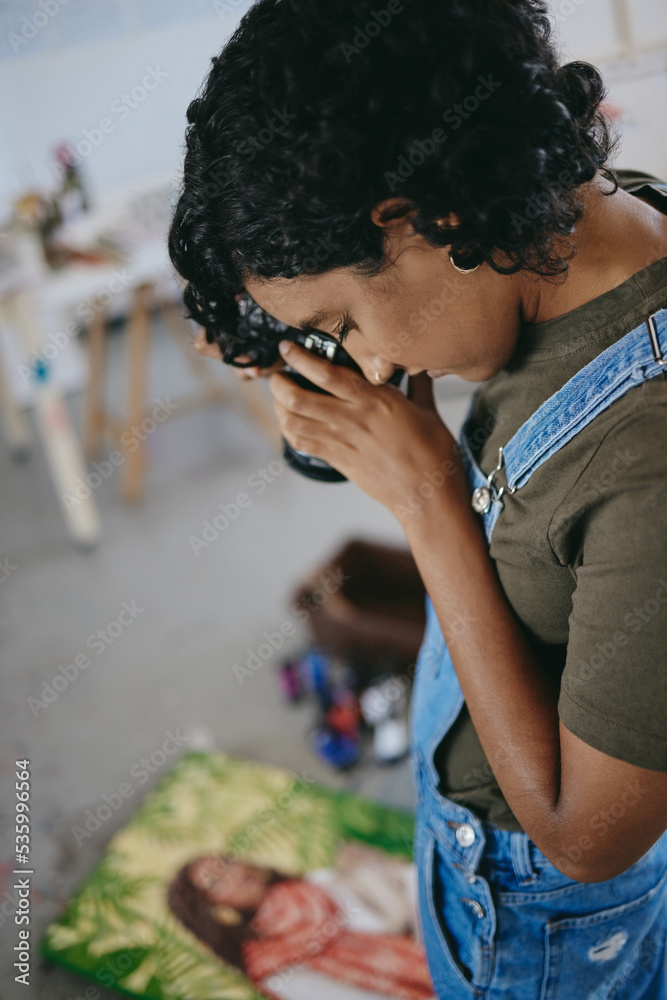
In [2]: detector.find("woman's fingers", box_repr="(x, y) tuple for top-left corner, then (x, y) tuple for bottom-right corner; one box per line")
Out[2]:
(249, 358), (289, 378)
(193, 333), (287, 379)
(235, 357), (288, 380)
(193, 333), (224, 361)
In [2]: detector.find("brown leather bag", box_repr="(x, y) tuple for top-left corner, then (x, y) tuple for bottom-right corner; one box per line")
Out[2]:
(292, 538), (426, 675)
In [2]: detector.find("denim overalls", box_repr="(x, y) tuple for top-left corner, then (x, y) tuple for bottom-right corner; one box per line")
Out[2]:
(410, 308), (667, 999)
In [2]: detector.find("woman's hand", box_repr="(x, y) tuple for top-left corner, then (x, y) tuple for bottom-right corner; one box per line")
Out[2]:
(268, 339), (468, 520)
(193, 333), (287, 380)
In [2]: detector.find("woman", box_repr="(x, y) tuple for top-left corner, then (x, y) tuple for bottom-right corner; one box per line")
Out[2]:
(168, 0), (667, 996)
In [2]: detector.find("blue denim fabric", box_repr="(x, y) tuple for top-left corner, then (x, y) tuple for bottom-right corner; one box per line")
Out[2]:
(410, 310), (667, 999)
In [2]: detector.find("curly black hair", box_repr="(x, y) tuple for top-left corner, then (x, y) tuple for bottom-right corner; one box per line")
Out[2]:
(168, 0), (617, 361)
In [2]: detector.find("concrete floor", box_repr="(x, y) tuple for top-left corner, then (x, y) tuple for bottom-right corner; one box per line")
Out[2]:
(0, 314), (474, 1000)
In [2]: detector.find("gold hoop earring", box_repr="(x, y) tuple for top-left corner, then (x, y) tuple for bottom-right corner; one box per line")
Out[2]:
(449, 252), (480, 275)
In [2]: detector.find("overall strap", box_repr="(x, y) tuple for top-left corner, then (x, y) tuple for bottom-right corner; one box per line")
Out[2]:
(502, 308), (667, 491)
(471, 308), (667, 517)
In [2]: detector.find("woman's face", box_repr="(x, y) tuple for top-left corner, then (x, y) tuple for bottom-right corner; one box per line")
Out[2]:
(244, 212), (528, 385)
(189, 856), (271, 909)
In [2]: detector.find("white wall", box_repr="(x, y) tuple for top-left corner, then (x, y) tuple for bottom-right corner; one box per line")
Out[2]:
(0, 0), (254, 221)
(549, 0), (667, 178)
(0, 0), (666, 226)
(550, 0), (667, 61)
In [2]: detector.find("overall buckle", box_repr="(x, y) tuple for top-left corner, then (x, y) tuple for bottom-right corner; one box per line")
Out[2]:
(647, 313), (666, 366)
(471, 446), (516, 515)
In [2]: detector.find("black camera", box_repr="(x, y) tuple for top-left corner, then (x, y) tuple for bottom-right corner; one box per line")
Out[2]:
(227, 294), (406, 482)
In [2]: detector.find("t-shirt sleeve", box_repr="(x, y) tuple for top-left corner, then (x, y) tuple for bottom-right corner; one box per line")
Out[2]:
(554, 395), (667, 771)
(615, 170), (667, 214)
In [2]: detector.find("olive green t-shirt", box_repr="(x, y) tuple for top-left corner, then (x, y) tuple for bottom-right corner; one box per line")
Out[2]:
(433, 170), (667, 832)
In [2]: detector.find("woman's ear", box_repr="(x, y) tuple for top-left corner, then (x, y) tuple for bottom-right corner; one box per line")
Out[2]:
(370, 199), (464, 235)
(370, 198), (418, 232)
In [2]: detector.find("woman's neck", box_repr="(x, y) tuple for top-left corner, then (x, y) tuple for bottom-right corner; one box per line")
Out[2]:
(521, 173), (667, 326)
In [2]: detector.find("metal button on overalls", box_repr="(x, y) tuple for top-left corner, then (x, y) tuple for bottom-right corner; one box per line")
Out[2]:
(456, 823), (476, 848)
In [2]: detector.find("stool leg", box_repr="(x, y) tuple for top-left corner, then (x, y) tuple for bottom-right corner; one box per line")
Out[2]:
(7, 291), (100, 547)
(83, 306), (107, 458)
(0, 303), (32, 459)
(122, 283), (152, 503)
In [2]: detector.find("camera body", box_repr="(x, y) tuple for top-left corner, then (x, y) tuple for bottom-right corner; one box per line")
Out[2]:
(230, 295), (406, 482)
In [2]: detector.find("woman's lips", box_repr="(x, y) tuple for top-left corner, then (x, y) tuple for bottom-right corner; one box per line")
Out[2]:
(426, 370), (447, 378)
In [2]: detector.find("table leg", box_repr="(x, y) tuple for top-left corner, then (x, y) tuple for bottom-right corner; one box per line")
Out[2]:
(6, 291), (100, 548)
(122, 283), (153, 503)
(0, 310), (32, 459)
(83, 305), (107, 458)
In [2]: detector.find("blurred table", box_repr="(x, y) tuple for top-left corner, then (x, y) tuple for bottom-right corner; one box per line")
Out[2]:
(0, 176), (278, 545)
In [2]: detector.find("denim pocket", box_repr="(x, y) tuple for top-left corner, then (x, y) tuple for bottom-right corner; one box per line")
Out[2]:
(419, 832), (495, 995)
(539, 866), (667, 1000)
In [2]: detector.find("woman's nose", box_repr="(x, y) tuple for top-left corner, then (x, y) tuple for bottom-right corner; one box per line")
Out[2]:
(355, 352), (398, 385)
